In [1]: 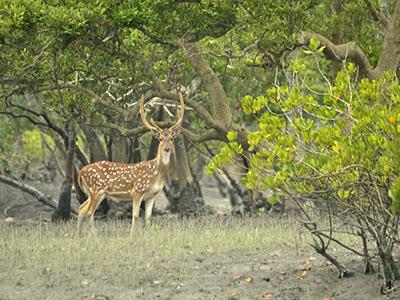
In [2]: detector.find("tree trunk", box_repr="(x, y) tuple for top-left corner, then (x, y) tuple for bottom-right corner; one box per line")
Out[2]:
(80, 123), (107, 162)
(370, 0), (400, 79)
(52, 119), (76, 222)
(128, 136), (141, 163)
(330, 0), (344, 74)
(183, 41), (248, 148)
(167, 134), (207, 216)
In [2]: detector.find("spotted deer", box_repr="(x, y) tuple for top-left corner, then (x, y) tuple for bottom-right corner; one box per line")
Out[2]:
(77, 93), (184, 233)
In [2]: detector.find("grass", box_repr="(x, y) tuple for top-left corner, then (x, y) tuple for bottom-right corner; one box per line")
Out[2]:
(0, 215), (360, 299)
(0, 216), (303, 281)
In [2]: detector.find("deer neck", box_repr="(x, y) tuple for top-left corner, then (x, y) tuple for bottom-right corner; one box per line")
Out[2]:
(155, 143), (171, 173)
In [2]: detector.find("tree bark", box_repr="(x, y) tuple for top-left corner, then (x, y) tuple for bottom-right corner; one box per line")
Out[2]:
(80, 123), (107, 162)
(370, 0), (400, 79)
(364, 0), (390, 27)
(167, 134), (206, 216)
(112, 134), (129, 163)
(330, 0), (345, 73)
(183, 42), (232, 129)
(297, 31), (373, 77)
(183, 41), (248, 148)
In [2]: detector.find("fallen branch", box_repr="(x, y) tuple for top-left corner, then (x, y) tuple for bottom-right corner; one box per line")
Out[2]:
(0, 174), (78, 216)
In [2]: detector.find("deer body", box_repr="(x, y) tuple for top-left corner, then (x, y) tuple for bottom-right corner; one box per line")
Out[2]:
(77, 93), (184, 234)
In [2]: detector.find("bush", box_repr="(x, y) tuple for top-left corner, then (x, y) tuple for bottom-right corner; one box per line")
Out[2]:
(209, 64), (400, 291)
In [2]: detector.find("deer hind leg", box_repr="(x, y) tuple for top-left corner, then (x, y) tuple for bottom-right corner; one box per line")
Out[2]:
(77, 197), (91, 233)
(86, 194), (105, 233)
(144, 197), (156, 227)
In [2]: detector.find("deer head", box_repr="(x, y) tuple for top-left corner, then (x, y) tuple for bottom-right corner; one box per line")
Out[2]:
(139, 93), (185, 165)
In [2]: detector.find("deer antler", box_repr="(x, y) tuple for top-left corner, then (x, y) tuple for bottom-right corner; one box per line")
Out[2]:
(139, 95), (162, 131)
(140, 93), (185, 131)
(170, 92), (185, 130)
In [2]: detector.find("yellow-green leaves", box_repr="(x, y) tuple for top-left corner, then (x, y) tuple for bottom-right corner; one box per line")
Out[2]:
(206, 135), (243, 175)
(303, 37), (326, 55)
(226, 131), (237, 142)
(337, 189), (350, 201)
(288, 59), (305, 73)
(247, 131), (263, 150)
(241, 95), (267, 114)
(242, 68), (399, 210)
(331, 141), (340, 154)
(209, 65), (400, 215)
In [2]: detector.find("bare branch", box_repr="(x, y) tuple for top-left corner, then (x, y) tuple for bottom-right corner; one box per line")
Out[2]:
(35, 83), (131, 118)
(146, 90), (217, 130)
(0, 111), (48, 127)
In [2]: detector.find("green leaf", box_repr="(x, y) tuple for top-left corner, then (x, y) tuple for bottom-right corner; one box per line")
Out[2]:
(309, 37), (320, 50)
(227, 131), (237, 142)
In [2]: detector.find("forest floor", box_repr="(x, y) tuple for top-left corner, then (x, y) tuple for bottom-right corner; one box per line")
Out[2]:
(1, 175), (400, 300)
(1, 217), (399, 300)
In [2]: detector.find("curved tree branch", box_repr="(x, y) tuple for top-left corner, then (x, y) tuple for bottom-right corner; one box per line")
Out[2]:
(298, 0), (400, 80)
(297, 31), (373, 77)
(182, 41), (249, 148)
(94, 121), (146, 136)
(183, 41), (233, 129)
(136, 52), (220, 132)
(0, 94), (89, 166)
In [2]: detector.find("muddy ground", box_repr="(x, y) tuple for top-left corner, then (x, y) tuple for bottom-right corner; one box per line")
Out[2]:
(1, 176), (400, 300)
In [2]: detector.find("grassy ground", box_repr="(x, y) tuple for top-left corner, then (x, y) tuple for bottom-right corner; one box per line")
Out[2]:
(0, 216), (398, 300)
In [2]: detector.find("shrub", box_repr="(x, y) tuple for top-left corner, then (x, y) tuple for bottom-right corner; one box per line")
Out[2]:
(209, 64), (400, 291)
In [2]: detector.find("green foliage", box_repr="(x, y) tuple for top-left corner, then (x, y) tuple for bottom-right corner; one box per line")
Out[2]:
(0, 116), (54, 171)
(22, 129), (43, 163)
(210, 64), (400, 214)
(206, 132), (243, 175)
(0, 0), (395, 174)
(22, 129), (53, 164)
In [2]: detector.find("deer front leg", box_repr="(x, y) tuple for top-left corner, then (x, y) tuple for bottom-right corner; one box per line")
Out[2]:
(130, 195), (143, 234)
(145, 197), (156, 227)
